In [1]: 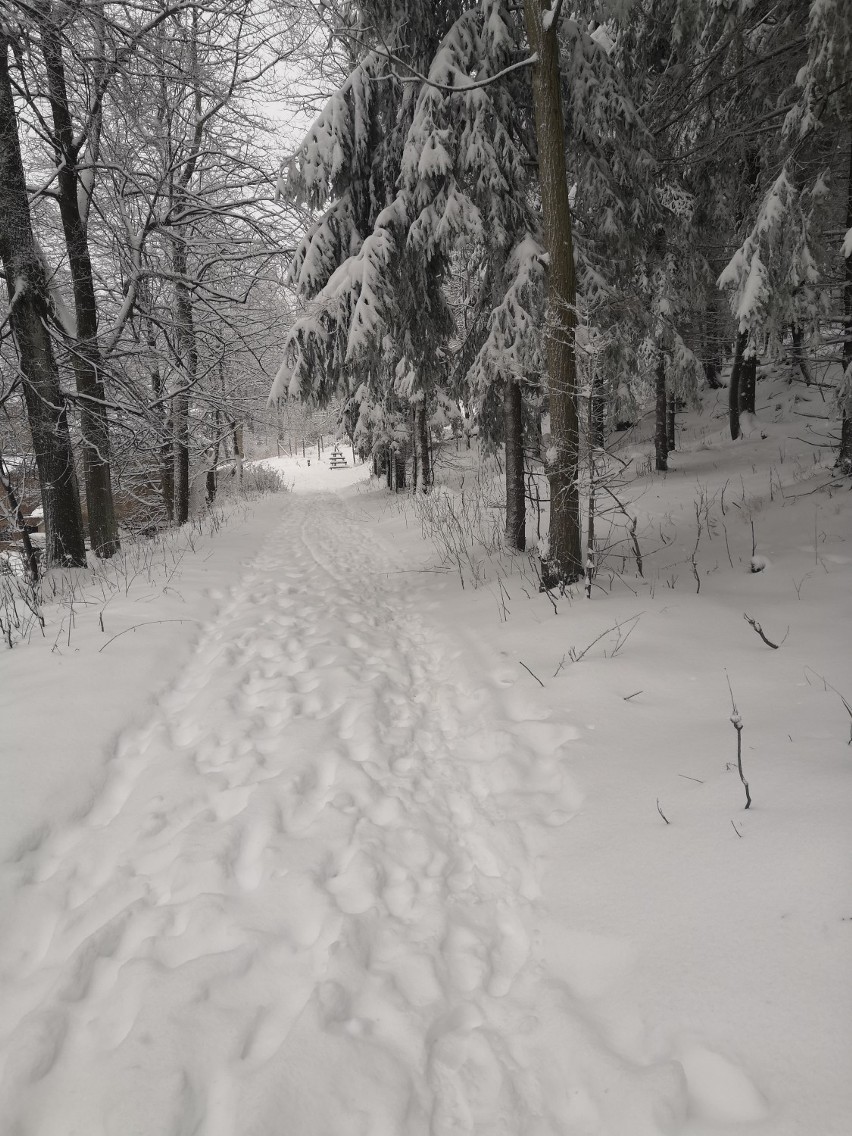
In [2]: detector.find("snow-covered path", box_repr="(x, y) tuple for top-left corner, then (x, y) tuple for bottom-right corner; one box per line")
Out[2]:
(0, 493), (686, 1135)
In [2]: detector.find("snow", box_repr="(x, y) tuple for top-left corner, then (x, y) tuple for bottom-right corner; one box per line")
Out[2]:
(1, 385), (851, 1135)
(542, 1), (560, 33)
(253, 447), (370, 494)
(590, 24), (616, 55)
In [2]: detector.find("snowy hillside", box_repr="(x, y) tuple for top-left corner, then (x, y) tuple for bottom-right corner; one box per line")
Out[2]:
(1, 383), (849, 1136)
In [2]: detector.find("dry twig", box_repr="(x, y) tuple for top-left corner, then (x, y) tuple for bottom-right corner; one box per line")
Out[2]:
(743, 612), (787, 649)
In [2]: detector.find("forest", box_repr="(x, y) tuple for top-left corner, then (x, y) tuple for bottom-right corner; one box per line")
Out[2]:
(0, 3), (850, 1135)
(0, 0), (849, 580)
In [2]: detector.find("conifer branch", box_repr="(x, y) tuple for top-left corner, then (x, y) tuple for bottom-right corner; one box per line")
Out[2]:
(331, 25), (537, 94)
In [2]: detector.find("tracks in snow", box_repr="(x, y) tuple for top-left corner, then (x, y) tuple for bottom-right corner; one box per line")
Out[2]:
(0, 493), (686, 1135)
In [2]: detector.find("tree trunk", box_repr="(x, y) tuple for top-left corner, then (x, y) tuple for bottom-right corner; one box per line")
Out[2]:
(838, 141), (852, 476)
(704, 286), (723, 388)
(0, 34), (86, 567)
(417, 402), (431, 491)
(146, 313), (173, 521)
(524, 0), (582, 586)
(173, 389), (190, 523)
(790, 326), (813, 385)
(504, 378), (525, 551)
(207, 409), (221, 505)
(666, 394), (676, 452)
(161, 405), (175, 522)
(740, 347), (757, 417)
(172, 243), (194, 524)
(654, 356), (668, 471)
(169, 6), (204, 525)
(585, 372), (605, 596)
(39, 12), (119, 557)
(728, 330), (747, 439)
(411, 408), (418, 492)
(233, 422), (244, 487)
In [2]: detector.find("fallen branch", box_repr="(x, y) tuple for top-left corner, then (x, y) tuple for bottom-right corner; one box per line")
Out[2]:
(656, 798), (670, 825)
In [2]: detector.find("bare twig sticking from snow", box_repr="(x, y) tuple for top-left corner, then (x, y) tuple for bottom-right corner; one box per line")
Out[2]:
(565, 613), (643, 664)
(803, 666), (852, 744)
(519, 660), (545, 687)
(726, 673), (752, 809)
(656, 798), (670, 825)
(691, 498), (703, 593)
(98, 619), (201, 652)
(743, 612), (788, 649)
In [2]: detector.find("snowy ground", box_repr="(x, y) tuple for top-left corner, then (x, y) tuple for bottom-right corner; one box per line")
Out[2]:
(254, 446), (368, 494)
(1, 405), (850, 1135)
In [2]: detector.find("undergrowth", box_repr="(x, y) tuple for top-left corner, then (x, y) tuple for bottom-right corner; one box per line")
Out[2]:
(0, 471), (287, 649)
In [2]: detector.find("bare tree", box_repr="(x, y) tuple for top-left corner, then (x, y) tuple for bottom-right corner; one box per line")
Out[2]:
(0, 29), (86, 566)
(33, 1), (120, 555)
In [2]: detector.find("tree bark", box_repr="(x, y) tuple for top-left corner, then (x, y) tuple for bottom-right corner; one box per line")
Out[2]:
(169, 5), (204, 524)
(739, 347), (757, 417)
(524, 0), (582, 586)
(654, 356), (668, 471)
(703, 285), (723, 388)
(233, 421), (243, 487)
(146, 309), (174, 521)
(173, 387), (190, 522)
(417, 402), (431, 491)
(728, 330), (747, 440)
(172, 242), (194, 523)
(206, 409), (221, 504)
(585, 371), (605, 595)
(0, 33), (86, 567)
(839, 141), (852, 475)
(39, 9), (119, 557)
(790, 325), (813, 385)
(504, 378), (525, 551)
(161, 405), (175, 521)
(411, 408), (418, 492)
(666, 394), (676, 452)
